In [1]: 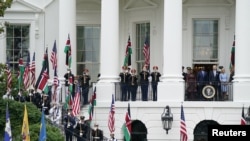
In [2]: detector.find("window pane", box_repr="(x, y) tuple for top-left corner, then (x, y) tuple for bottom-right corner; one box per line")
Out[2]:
(6, 24), (30, 71)
(193, 20), (218, 62)
(136, 22), (150, 72)
(76, 25), (100, 82)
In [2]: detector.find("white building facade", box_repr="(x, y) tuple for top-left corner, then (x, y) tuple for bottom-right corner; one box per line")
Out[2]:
(1, 0), (250, 140)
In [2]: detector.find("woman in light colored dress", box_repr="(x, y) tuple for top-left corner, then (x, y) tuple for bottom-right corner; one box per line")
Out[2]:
(219, 68), (228, 100)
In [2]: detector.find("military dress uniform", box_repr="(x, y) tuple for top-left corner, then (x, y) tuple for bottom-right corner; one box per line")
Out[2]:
(79, 69), (91, 105)
(129, 69), (138, 101)
(91, 124), (103, 141)
(119, 66), (130, 101)
(64, 110), (76, 141)
(140, 66), (150, 101)
(75, 116), (88, 141)
(151, 66), (161, 101)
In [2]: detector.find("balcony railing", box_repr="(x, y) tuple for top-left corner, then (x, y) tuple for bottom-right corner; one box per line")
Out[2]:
(89, 81), (233, 102)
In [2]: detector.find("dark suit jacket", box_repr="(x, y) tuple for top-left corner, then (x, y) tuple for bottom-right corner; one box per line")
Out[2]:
(209, 70), (220, 85)
(197, 70), (208, 85)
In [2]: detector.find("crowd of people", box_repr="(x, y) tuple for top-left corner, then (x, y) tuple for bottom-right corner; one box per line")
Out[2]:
(119, 65), (161, 102)
(183, 65), (233, 101)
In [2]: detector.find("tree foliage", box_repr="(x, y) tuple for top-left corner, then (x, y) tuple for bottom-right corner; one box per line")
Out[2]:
(0, 0), (13, 33)
(0, 63), (64, 140)
(0, 99), (64, 140)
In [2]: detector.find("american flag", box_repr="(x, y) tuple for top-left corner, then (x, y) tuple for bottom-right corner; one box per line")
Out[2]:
(5, 59), (12, 90)
(72, 86), (81, 117)
(23, 53), (30, 90)
(52, 67), (59, 102)
(180, 104), (188, 141)
(30, 52), (36, 88)
(50, 40), (57, 70)
(108, 94), (115, 133)
(143, 35), (150, 66)
(241, 106), (246, 125)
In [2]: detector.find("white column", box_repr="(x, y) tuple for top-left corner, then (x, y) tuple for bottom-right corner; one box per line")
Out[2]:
(233, 0), (250, 102)
(57, 0), (76, 105)
(158, 0), (184, 102)
(96, 0), (119, 102)
(58, 0), (76, 77)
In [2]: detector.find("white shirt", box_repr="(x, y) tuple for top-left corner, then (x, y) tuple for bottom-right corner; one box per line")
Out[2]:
(49, 105), (62, 125)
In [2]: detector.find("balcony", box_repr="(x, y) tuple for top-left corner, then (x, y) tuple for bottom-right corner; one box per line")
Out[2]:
(90, 82), (233, 102)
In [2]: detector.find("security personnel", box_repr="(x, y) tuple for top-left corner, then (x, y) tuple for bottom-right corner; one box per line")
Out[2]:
(119, 66), (130, 101)
(129, 69), (138, 101)
(75, 116), (88, 141)
(140, 65), (150, 101)
(79, 68), (91, 105)
(64, 108), (76, 141)
(151, 66), (161, 101)
(91, 124), (103, 141)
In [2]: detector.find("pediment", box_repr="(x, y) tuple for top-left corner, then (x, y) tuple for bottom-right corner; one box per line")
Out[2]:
(123, 0), (158, 11)
(6, 0), (42, 13)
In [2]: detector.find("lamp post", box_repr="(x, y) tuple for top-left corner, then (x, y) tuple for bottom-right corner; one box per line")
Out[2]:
(245, 106), (250, 125)
(161, 105), (173, 134)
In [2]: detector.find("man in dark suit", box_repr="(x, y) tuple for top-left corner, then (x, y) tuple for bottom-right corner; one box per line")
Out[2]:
(151, 66), (161, 101)
(79, 68), (91, 105)
(196, 66), (208, 100)
(208, 65), (220, 100)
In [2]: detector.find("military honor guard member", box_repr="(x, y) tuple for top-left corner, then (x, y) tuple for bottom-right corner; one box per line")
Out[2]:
(91, 123), (103, 141)
(75, 116), (88, 141)
(140, 65), (150, 101)
(64, 107), (76, 141)
(49, 102), (61, 125)
(151, 66), (161, 101)
(79, 68), (91, 105)
(40, 93), (51, 115)
(119, 66), (130, 101)
(129, 69), (138, 101)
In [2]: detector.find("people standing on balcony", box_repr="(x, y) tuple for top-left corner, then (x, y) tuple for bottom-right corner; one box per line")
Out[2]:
(151, 66), (161, 101)
(140, 65), (150, 101)
(119, 66), (130, 101)
(196, 66), (208, 100)
(129, 69), (138, 101)
(208, 65), (220, 101)
(219, 68), (228, 101)
(79, 68), (91, 105)
(186, 67), (197, 101)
